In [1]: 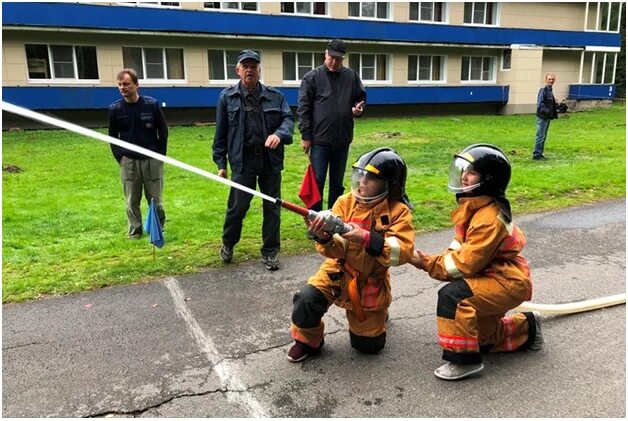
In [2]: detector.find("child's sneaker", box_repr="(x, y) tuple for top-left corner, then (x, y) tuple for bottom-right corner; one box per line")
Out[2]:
(286, 340), (323, 363)
(220, 244), (233, 263)
(434, 362), (484, 380)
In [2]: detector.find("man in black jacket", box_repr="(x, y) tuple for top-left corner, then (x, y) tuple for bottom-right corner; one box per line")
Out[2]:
(533, 73), (559, 161)
(298, 39), (366, 211)
(108, 68), (168, 239)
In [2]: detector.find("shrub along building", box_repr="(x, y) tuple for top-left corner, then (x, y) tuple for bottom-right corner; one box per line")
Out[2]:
(1, 2), (623, 127)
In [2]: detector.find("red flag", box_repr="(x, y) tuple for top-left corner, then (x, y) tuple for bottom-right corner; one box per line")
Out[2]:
(298, 163), (321, 208)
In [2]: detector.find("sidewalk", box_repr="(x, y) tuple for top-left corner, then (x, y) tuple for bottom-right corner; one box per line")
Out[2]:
(2, 200), (626, 417)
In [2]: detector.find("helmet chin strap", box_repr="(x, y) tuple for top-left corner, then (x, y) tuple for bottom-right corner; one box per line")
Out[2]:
(353, 189), (388, 205)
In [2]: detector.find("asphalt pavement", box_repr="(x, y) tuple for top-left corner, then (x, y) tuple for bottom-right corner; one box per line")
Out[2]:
(2, 199), (626, 418)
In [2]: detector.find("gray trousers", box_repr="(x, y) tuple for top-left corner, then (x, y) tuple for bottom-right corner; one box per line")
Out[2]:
(120, 157), (165, 237)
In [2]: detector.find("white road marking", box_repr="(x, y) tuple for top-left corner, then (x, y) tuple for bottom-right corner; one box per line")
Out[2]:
(164, 277), (268, 417)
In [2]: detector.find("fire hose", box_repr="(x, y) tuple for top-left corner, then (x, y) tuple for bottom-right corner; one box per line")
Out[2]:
(2, 101), (625, 315)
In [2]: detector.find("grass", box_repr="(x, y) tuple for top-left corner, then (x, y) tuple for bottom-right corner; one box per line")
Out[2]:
(2, 105), (625, 303)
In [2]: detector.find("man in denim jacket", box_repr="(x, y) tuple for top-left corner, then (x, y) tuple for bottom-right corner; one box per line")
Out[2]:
(533, 73), (559, 161)
(212, 50), (294, 270)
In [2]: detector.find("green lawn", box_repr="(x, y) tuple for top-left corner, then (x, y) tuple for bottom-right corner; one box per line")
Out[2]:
(2, 105), (625, 303)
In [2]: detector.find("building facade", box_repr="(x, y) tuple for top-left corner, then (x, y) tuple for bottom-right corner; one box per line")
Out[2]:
(1, 2), (623, 125)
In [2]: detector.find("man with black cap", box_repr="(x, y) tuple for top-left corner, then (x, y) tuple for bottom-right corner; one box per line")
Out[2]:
(213, 49), (294, 270)
(298, 38), (366, 212)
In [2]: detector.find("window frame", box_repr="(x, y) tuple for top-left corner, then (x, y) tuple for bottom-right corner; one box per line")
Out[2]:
(589, 51), (618, 84)
(408, 2), (448, 24)
(407, 54), (447, 84)
(281, 51), (322, 84)
(203, 2), (259, 13)
(348, 53), (391, 84)
(348, 2), (392, 21)
(207, 49), (241, 83)
(25, 43), (100, 83)
(118, 2), (181, 8)
(463, 2), (499, 26)
(122, 46), (186, 83)
(585, 2), (623, 32)
(501, 49), (512, 71)
(460, 55), (497, 83)
(280, 2), (329, 17)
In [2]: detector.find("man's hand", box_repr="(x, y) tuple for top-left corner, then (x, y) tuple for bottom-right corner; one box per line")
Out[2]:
(218, 168), (227, 179)
(301, 139), (312, 154)
(352, 100), (365, 117)
(265, 134), (281, 150)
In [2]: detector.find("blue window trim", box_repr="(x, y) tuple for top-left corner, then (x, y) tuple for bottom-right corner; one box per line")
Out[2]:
(568, 84), (616, 100)
(3, 2), (620, 48)
(2, 86), (510, 110)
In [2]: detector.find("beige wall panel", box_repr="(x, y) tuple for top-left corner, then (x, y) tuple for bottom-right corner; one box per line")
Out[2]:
(98, 47), (120, 85)
(541, 50), (582, 101)
(500, 48), (544, 106)
(330, 2), (347, 19)
(501, 3), (585, 31)
(260, 2), (280, 14)
(181, 2), (202, 11)
(4, 64), (27, 85)
(393, 2), (409, 22)
(185, 49), (207, 85)
(448, 2), (464, 25)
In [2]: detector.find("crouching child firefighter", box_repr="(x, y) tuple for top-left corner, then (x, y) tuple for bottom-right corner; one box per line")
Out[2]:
(287, 148), (416, 362)
(409, 143), (543, 380)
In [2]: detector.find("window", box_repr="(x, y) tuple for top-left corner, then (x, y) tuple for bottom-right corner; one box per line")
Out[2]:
(461, 56), (495, 82)
(281, 2), (327, 15)
(349, 53), (389, 82)
(348, 2), (390, 19)
(283, 52), (322, 81)
(408, 55), (445, 82)
(590, 51), (617, 84)
(122, 47), (184, 80)
(119, 2), (181, 7)
(409, 2), (446, 22)
(586, 2), (622, 32)
(25, 44), (98, 80)
(463, 2), (498, 25)
(204, 2), (258, 11)
(208, 49), (244, 80)
(501, 49), (511, 71)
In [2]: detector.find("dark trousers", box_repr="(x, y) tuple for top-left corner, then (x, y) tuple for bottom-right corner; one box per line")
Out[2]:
(309, 143), (350, 211)
(222, 149), (281, 256)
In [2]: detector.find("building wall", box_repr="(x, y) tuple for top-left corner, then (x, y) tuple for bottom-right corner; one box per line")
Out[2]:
(2, 1), (620, 117)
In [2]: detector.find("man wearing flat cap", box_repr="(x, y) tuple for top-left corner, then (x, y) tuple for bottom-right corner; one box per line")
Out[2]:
(213, 49), (295, 271)
(298, 38), (366, 212)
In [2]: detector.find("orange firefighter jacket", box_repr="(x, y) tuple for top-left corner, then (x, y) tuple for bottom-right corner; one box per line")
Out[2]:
(423, 195), (531, 291)
(313, 193), (415, 312)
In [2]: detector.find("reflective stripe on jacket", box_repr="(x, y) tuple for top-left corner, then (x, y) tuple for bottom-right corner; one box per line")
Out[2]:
(423, 195), (531, 285)
(314, 193), (415, 311)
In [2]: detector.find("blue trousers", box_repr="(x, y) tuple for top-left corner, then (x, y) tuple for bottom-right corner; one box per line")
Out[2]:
(533, 117), (550, 158)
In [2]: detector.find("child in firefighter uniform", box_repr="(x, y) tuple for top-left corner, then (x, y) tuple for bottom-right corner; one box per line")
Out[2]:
(287, 148), (415, 362)
(410, 144), (543, 380)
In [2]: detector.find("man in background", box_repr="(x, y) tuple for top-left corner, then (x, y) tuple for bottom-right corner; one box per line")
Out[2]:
(298, 39), (366, 211)
(108, 68), (168, 239)
(213, 50), (294, 271)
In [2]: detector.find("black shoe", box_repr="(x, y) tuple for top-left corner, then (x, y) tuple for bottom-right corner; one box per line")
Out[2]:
(262, 254), (279, 271)
(532, 155), (548, 161)
(220, 244), (233, 263)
